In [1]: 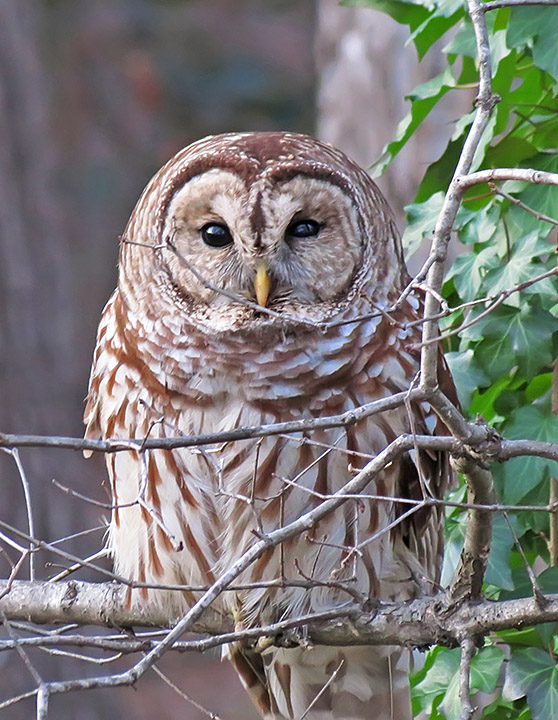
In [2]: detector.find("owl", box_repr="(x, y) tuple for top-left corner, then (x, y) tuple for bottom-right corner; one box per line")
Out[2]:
(84, 132), (454, 720)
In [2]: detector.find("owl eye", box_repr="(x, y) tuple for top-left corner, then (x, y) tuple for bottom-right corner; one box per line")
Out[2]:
(286, 219), (321, 239)
(200, 222), (234, 248)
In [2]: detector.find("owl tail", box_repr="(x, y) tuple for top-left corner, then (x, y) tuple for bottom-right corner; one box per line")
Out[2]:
(228, 643), (412, 720)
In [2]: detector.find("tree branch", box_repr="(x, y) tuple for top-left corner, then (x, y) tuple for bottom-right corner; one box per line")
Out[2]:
(456, 167), (558, 189)
(449, 457), (495, 602)
(3, 580), (558, 650)
(419, 0), (499, 391)
(482, 0), (558, 10)
(0, 389), (422, 453)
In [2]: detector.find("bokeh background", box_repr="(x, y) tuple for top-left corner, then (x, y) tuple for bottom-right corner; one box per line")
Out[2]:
(0, 1), (462, 717)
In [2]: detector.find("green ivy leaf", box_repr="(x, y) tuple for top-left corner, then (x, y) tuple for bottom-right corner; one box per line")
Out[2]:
(344, 0), (430, 30)
(507, 7), (558, 83)
(458, 204), (500, 245)
(509, 154), (558, 233)
(464, 304), (557, 381)
(505, 647), (558, 719)
(410, 9), (464, 59)
(499, 405), (558, 503)
(497, 626), (547, 651)
(414, 646), (505, 719)
(475, 336), (516, 385)
(486, 136), (539, 169)
(469, 373), (516, 423)
(481, 698), (531, 720)
(414, 647), (461, 715)
(533, 567), (558, 649)
(444, 16), (476, 58)
(416, 135), (466, 202)
(372, 67), (456, 176)
(445, 349), (490, 409)
(446, 245), (499, 301)
(403, 192), (445, 256)
(441, 516), (466, 588)
(525, 373), (553, 403)
(481, 232), (556, 307)
(470, 646), (506, 694)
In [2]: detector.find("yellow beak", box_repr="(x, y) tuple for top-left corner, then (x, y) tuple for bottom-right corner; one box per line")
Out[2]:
(254, 264), (271, 307)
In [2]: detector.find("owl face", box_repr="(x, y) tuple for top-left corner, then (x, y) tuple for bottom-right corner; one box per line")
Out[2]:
(121, 132), (404, 331)
(162, 170), (362, 309)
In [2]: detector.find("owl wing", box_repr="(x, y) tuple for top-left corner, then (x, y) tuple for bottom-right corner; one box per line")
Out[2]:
(83, 291), (120, 456)
(393, 350), (458, 589)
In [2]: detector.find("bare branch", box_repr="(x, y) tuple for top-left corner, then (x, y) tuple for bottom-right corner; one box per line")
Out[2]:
(419, 0), (499, 391)
(150, 663), (222, 720)
(2, 427), (558, 473)
(0, 689), (38, 712)
(458, 637), (476, 720)
(4, 580), (558, 650)
(489, 182), (558, 227)
(456, 167), (558, 190)
(503, 512), (547, 607)
(482, 0), (558, 11)
(299, 659), (345, 720)
(1, 448), (36, 580)
(0, 388), (423, 453)
(449, 457), (495, 603)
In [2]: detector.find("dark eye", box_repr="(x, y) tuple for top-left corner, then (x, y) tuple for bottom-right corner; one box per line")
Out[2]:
(286, 219), (321, 239)
(200, 222), (233, 248)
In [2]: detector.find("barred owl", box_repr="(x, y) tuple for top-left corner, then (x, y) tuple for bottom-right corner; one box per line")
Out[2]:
(85, 132), (454, 720)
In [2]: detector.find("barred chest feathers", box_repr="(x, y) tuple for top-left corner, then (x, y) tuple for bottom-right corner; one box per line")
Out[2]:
(84, 131), (455, 720)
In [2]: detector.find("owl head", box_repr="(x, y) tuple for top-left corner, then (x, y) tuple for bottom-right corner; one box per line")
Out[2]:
(119, 132), (406, 332)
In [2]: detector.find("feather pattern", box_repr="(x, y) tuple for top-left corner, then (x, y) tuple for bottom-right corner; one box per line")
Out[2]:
(85, 132), (455, 719)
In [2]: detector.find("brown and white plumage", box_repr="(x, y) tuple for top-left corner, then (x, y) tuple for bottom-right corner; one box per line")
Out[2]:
(85, 132), (454, 719)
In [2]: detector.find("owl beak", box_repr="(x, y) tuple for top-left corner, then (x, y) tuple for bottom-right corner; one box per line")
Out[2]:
(254, 264), (271, 307)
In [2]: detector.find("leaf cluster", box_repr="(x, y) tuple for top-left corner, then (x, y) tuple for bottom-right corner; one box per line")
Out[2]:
(353, 0), (558, 717)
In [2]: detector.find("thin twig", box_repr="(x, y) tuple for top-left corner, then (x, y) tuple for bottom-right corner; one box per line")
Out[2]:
(151, 663), (221, 720)
(1, 615), (43, 685)
(414, 267), (558, 349)
(47, 548), (110, 582)
(1, 448), (36, 580)
(489, 181), (558, 227)
(0, 689), (38, 712)
(0, 388), (425, 453)
(482, 0), (558, 10)
(164, 232), (321, 328)
(299, 659), (345, 720)
(503, 512), (547, 607)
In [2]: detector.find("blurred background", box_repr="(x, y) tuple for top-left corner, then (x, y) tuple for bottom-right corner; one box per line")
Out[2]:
(0, 1), (461, 717)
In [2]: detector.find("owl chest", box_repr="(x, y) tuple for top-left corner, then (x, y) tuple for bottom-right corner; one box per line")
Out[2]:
(119, 326), (415, 502)
(104, 332), (421, 614)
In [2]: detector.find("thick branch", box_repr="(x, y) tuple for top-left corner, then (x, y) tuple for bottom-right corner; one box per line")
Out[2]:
(449, 457), (495, 602)
(0, 579), (222, 630)
(4, 580), (558, 649)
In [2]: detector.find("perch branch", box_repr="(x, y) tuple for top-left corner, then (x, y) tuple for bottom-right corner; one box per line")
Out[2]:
(4, 580), (558, 649)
